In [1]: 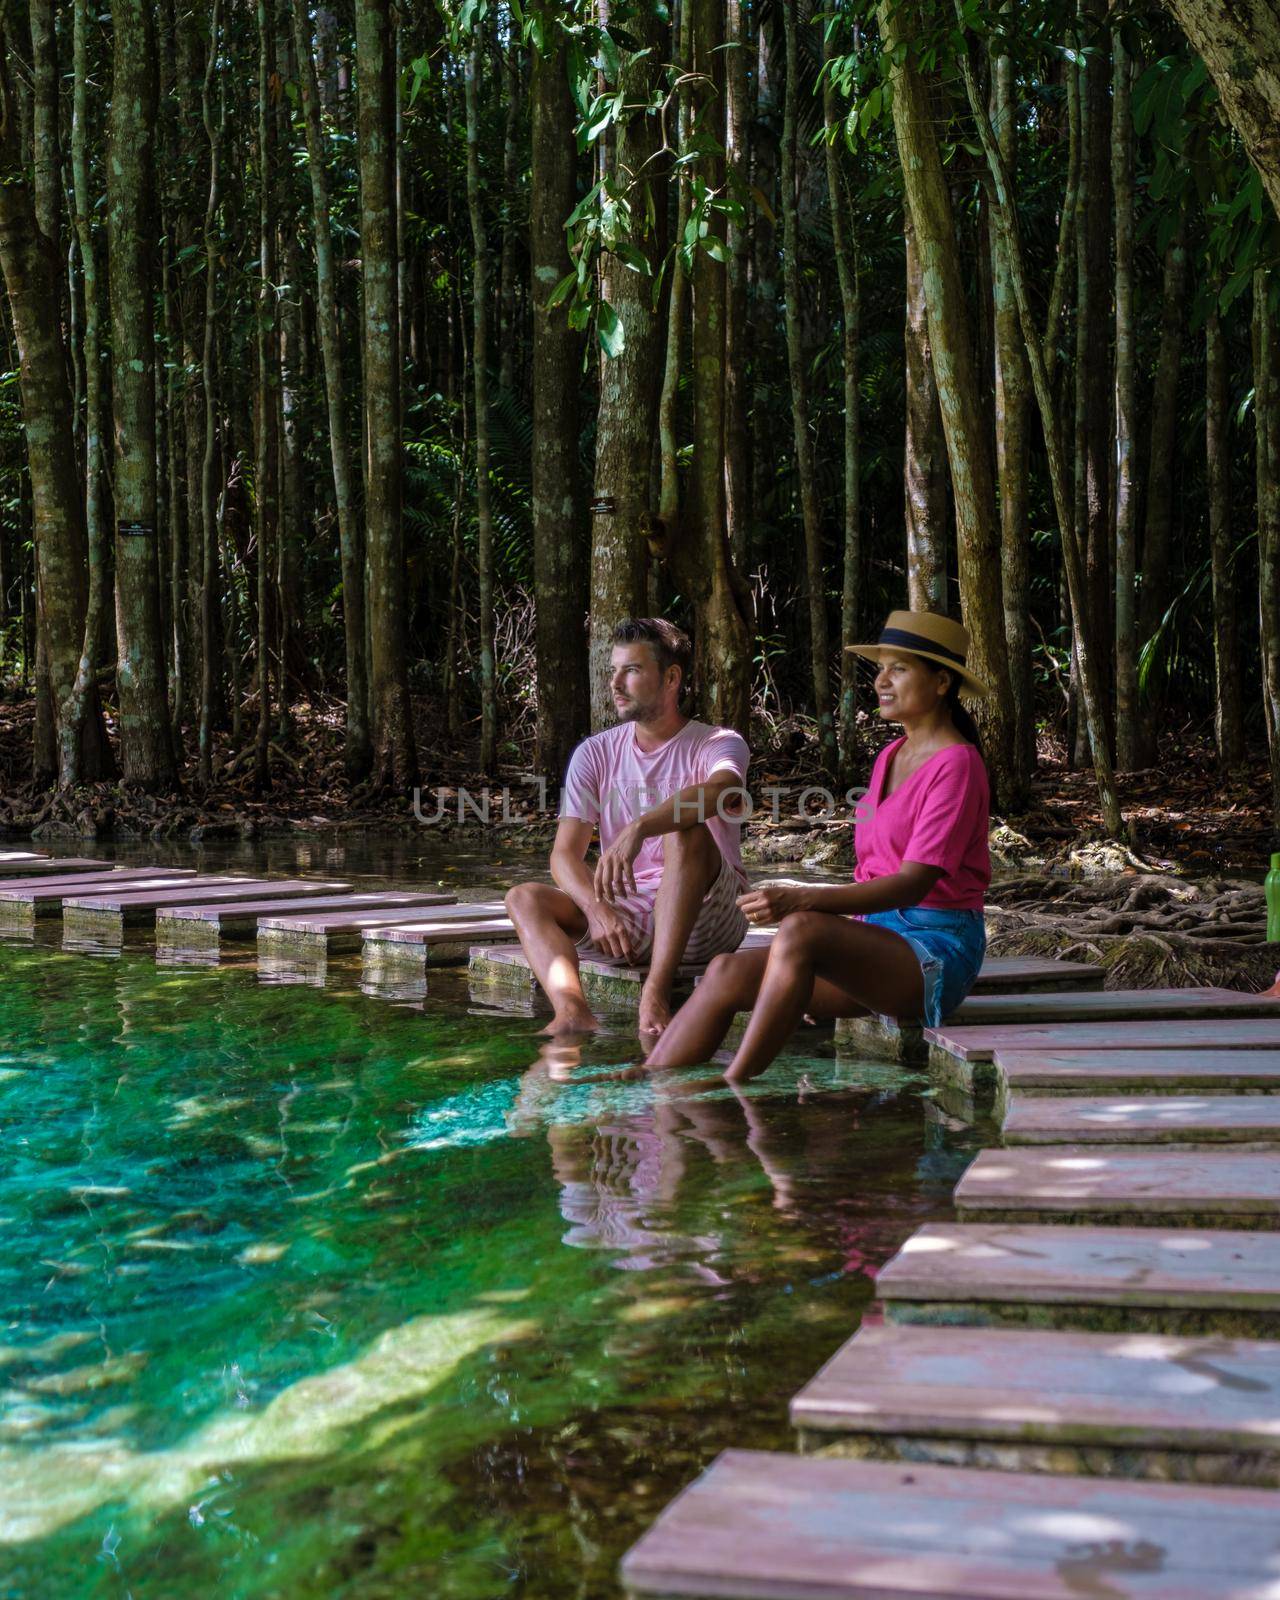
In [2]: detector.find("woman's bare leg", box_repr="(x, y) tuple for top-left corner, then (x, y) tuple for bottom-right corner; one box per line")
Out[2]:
(643, 949), (770, 1067)
(726, 913), (925, 1083)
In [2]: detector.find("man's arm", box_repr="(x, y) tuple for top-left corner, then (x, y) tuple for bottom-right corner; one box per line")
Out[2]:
(551, 815), (643, 960)
(595, 769), (744, 904)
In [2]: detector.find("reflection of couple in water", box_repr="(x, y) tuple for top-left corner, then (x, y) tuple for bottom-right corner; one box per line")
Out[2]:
(506, 609), (992, 1080)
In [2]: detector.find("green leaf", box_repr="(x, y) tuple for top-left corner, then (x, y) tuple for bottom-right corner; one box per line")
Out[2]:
(613, 241), (651, 275)
(597, 299), (625, 359)
(546, 271), (578, 310)
(699, 234), (728, 263)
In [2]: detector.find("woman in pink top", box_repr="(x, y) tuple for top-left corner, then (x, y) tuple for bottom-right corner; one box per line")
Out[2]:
(647, 610), (991, 1083)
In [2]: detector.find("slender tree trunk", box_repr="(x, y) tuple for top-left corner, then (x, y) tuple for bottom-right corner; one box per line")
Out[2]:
(724, 0), (751, 569)
(108, 0), (175, 789)
(1112, 29), (1138, 770)
(680, 0), (752, 733)
(529, 4), (588, 779)
(589, 12), (664, 730)
(498, 33), (521, 395)
(825, 20), (862, 781)
(465, 25), (497, 772)
(658, 0), (693, 543)
(903, 212), (947, 610)
(1255, 270), (1280, 832)
(59, 0), (114, 787)
(357, 0), (417, 789)
(990, 30), (1034, 782)
(253, 0), (278, 791)
(292, 0), (370, 777)
(749, 20), (780, 560)
(880, 0), (1016, 804)
(197, 7), (223, 787)
(1206, 301), (1245, 768)
(954, 2), (1123, 835)
(781, 0), (834, 767)
(1044, 58), (1080, 393)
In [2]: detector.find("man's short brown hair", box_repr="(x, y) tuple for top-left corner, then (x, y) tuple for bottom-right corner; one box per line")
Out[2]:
(612, 617), (692, 695)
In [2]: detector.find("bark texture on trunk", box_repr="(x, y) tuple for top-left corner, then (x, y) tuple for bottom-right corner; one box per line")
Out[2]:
(1112, 31), (1138, 771)
(357, 0), (417, 789)
(881, 0), (1016, 804)
(530, 5), (588, 780)
(903, 211), (947, 611)
(108, 0), (176, 789)
(1256, 273), (1280, 831)
(1206, 303), (1244, 768)
(254, 0), (278, 791)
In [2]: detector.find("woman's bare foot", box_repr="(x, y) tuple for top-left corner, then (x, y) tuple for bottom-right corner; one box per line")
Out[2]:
(538, 1003), (601, 1036)
(638, 985), (672, 1038)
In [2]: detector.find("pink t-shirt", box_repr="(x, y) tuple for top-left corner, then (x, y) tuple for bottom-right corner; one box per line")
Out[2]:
(853, 737), (990, 909)
(560, 719), (750, 890)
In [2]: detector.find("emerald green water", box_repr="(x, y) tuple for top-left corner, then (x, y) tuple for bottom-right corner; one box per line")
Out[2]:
(0, 894), (963, 1597)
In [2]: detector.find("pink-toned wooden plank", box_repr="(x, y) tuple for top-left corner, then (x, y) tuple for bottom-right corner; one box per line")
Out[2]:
(957, 987), (1280, 1025)
(0, 870), (201, 919)
(0, 866), (195, 898)
(256, 896), (467, 935)
(995, 1049), (1280, 1096)
(875, 1222), (1280, 1312)
(620, 1448), (1280, 1599)
(790, 1322), (1280, 1452)
(1003, 1095), (1280, 1145)
(929, 1018), (1280, 1063)
(957, 1146), (1280, 1222)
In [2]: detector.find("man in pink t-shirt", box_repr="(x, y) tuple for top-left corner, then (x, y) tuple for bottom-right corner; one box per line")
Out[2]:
(506, 618), (749, 1039)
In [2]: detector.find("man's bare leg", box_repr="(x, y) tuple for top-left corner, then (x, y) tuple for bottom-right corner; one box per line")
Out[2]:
(638, 823), (722, 1037)
(504, 882), (598, 1034)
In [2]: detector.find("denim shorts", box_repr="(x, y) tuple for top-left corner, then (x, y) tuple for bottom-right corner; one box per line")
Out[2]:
(860, 906), (987, 1028)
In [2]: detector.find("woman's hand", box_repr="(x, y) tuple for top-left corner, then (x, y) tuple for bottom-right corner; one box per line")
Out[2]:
(736, 882), (813, 926)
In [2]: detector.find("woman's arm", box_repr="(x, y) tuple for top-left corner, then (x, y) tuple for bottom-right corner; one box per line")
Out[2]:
(738, 861), (944, 924)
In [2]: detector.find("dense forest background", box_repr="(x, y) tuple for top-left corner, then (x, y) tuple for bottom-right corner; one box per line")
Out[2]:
(1, 0), (1279, 844)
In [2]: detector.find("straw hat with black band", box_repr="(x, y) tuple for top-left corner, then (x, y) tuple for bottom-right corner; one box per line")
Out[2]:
(845, 610), (993, 699)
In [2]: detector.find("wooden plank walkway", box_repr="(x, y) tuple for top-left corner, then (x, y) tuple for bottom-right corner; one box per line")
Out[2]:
(362, 913), (516, 972)
(0, 869), (199, 925)
(875, 1221), (1280, 1335)
(1004, 1094), (1280, 1146)
(956, 1146), (1280, 1228)
(994, 1048), (1280, 1102)
(790, 1322), (1280, 1485)
(62, 877), (352, 938)
(954, 986), (1280, 1026)
(620, 1448), (1280, 1599)
(256, 894), (460, 955)
(154, 890), (404, 950)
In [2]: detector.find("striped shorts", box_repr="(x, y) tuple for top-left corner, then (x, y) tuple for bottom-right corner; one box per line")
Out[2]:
(576, 851), (749, 967)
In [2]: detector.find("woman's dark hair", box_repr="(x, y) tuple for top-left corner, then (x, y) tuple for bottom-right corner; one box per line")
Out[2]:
(941, 674), (983, 753)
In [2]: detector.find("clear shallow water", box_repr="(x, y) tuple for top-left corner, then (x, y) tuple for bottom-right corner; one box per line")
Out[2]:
(0, 843), (967, 1598)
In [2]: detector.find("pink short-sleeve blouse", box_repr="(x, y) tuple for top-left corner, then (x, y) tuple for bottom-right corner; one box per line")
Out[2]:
(853, 737), (990, 909)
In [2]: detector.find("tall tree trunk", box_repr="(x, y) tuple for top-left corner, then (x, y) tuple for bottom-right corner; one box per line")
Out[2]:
(108, 0), (175, 789)
(1163, 0), (1280, 221)
(498, 33), (520, 395)
(680, 0), (752, 733)
(254, 0), (278, 791)
(292, 0), (370, 777)
(724, 0), (751, 570)
(903, 211), (947, 610)
(824, 21), (862, 782)
(782, 0), (834, 768)
(588, 11), (664, 730)
(880, 0), (1017, 805)
(1256, 271), (1280, 832)
(357, 0), (417, 789)
(198, 1), (223, 787)
(1136, 202), (1187, 762)
(1206, 301), (1245, 768)
(953, 2), (1123, 835)
(990, 29), (1034, 782)
(465, 24), (497, 772)
(59, 0), (114, 787)
(658, 0), (693, 544)
(529, 4), (588, 779)
(749, 20), (780, 561)
(1112, 29), (1138, 770)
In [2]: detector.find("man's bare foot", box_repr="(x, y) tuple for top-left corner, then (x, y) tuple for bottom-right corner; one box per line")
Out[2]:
(638, 986), (672, 1037)
(538, 1005), (601, 1037)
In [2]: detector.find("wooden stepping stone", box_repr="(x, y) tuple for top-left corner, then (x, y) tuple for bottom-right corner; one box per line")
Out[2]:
(153, 888), (386, 951)
(255, 894), (459, 957)
(833, 957), (1103, 1064)
(0, 856), (113, 879)
(62, 877), (352, 939)
(467, 930), (777, 1011)
(957, 986), (1280, 1026)
(1004, 1094), (1280, 1148)
(928, 1018), (1280, 1100)
(0, 868), (199, 927)
(362, 911), (516, 973)
(877, 1220), (1280, 1336)
(620, 1447), (1280, 1599)
(956, 1146), (1280, 1229)
(994, 1048), (1280, 1108)
(790, 1321), (1280, 1487)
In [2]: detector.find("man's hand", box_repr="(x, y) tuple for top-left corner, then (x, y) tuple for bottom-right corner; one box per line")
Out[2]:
(736, 882), (814, 926)
(585, 899), (642, 962)
(594, 819), (644, 904)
